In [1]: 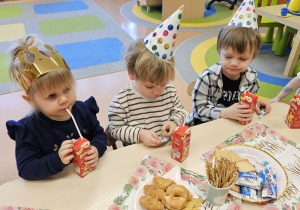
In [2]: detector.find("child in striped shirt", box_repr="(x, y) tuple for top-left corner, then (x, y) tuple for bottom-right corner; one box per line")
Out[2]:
(108, 39), (186, 147)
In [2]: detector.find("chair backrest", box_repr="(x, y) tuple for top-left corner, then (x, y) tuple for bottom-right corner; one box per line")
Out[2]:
(104, 126), (118, 148)
(187, 80), (196, 96)
(254, 0), (278, 8)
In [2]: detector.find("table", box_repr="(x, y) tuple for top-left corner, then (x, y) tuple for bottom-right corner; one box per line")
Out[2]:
(256, 4), (300, 77)
(162, 0), (205, 21)
(0, 102), (298, 210)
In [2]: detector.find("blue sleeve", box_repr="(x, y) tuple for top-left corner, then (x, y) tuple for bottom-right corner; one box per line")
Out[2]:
(84, 97), (107, 158)
(6, 120), (66, 180)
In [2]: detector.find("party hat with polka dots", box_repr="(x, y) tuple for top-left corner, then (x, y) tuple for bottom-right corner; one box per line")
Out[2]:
(144, 5), (184, 60)
(228, 0), (258, 30)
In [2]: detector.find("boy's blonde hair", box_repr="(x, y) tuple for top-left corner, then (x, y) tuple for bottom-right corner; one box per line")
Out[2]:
(125, 39), (175, 85)
(9, 35), (75, 103)
(217, 26), (262, 59)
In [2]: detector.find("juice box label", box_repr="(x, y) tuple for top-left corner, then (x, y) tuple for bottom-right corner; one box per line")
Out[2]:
(239, 92), (258, 125)
(171, 124), (191, 163)
(72, 137), (93, 178)
(286, 95), (300, 129)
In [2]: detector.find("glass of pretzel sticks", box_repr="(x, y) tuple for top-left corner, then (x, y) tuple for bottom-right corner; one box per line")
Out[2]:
(205, 158), (239, 206)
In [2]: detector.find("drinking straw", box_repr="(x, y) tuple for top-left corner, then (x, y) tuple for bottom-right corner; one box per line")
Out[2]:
(66, 109), (83, 140)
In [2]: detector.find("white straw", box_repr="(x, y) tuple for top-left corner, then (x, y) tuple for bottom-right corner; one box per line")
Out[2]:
(66, 109), (83, 140)
(172, 107), (189, 124)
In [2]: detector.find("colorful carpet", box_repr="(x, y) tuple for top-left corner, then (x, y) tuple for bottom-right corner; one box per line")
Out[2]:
(120, 0), (239, 31)
(0, 0), (133, 94)
(174, 31), (295, 101)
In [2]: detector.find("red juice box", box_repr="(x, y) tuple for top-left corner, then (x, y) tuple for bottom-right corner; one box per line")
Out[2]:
(286, 95), (300, 129)
(171, 124), (191, 163)
(72, 137), (93, 178)
(239, 91), (258, 125)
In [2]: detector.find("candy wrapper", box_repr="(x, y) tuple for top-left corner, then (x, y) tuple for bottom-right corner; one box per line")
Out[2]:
(241, 186), (257, 200)
(286, 95), (300, 129)
(72, 137), (93, 178)
(171, 124), (191, 163)
(239, 91), (258, 125)
(261, 161), (278, 199)
(235, 172), (263, 190)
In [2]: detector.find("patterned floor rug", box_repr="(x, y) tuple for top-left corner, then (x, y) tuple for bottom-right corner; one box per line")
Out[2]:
(0, 0), (133, 94)
(174, 31), (295, 101)
(120, 0), (240, 31)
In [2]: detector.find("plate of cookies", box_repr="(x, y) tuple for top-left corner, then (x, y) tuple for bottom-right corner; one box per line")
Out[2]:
(134, 165), (203, 210)
(212, 144), (288, 203)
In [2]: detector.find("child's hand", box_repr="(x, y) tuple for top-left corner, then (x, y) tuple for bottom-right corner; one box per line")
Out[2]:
(139, 129), (162, 147)
(269, 97), (280, 103)
(58, 140), (74, 165)
(84, 146), (99, 168)
(161, 121), (177, 137)
(220, 103), (253, 122)
(255, 100), (271, 115)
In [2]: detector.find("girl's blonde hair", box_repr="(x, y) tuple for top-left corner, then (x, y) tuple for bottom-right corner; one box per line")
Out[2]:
(9, 35), (75, 103)
(217, 26), (262, 59)
(125, 39), (175, 85)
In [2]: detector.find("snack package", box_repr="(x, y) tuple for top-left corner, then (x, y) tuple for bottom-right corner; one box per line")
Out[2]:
(261, 161), (278, 199)
(241, 186), (257, 200)
(285, 95), (300, 129)
(72, 137), (93, 178)
(239, 91), (258, 125)
(235, 172), (263, 190)
(171, 124), (191, 163)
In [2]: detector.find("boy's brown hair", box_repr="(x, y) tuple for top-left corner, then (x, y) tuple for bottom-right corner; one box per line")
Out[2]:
(125, 39), (175, 85)
(217, 26), (262, 59)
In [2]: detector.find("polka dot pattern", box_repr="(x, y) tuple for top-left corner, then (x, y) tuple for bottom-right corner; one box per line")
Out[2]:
(144, 5), (184, 59)
(228, 0), (257, 30)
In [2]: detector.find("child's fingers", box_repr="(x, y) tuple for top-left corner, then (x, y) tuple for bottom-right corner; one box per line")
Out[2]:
(60, 148), (73, 157)
(85, 158), (97, 166)
(85, 152), (97, 161)
(62, 140), (75, 146)
(150, 132), (159, 140)
(63, 154), (74, 164)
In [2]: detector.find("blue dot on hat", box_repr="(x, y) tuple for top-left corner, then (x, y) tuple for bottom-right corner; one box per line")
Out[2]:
(237, 22), (242, 26)
(159, 24), (163, 28)
(246, 21), (251, 25)
(154, 52), (160, 57)
(177, 25), (180, 30)
(168, 24), (174, 31)
(170, 51), (173, 57)
(162, 54), (167, 59)
(144, 40), (148, 45)
(242, 2), (245, 6)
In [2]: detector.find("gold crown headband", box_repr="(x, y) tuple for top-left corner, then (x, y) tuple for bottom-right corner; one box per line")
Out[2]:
(14, 44), (69, 92)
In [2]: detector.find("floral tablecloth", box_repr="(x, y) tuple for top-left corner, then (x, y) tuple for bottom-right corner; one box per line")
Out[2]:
(0, 205), (45, 210)
(202, 121), (300, 210)
(109, 155), (242, 210)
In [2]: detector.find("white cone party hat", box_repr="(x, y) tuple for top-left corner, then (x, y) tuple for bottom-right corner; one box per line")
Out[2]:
(144, 5), (184, 60)
(228, 0), (258, 30)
